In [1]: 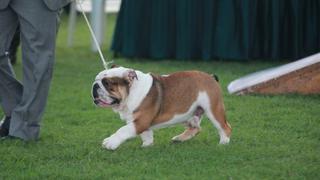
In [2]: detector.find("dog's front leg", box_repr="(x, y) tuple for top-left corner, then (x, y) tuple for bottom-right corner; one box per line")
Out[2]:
(140, 129), (154, 147)
(102, 123), (136, 150)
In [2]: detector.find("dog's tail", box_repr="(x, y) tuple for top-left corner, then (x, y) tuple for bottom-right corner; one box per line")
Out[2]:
(212, 74), (219, 82)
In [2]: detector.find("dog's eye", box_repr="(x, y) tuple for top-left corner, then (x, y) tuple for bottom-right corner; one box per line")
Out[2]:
(109, 83), (117, 92)
(102, 80), (109, 87)
(102, 79), (118, 91)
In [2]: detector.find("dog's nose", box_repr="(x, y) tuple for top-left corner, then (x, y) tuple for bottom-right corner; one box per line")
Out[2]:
(92, 83), (100, 99)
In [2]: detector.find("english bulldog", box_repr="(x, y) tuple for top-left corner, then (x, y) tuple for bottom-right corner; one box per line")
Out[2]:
(92, 66), (231, 150)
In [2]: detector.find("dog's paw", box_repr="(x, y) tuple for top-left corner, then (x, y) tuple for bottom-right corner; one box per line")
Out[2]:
(141, 141), (153, 148)
(219, 136), (230, 145)
(171, 134), (193, 142)
(102, 136), (121, 150)
(171, 135), (184, 142)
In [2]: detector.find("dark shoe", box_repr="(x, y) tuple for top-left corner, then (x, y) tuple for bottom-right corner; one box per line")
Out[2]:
(0, 116), (10, 138)
(0, 128), (9, 138)
(1, 135), (18, 141)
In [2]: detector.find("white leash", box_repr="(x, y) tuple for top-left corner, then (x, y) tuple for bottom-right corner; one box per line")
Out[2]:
(76, 0), (113, 69)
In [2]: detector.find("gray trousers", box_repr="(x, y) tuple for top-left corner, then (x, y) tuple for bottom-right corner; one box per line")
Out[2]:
(0, 0), (59, 140)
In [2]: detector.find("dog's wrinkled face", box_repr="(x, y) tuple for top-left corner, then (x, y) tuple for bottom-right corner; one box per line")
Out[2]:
(92, 66), (137, 108)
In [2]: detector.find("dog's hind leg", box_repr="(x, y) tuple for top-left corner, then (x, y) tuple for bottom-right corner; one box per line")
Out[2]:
(171, 107), (204, 142)
(140, 129), (154, 147)
(205, 98), (231, 144)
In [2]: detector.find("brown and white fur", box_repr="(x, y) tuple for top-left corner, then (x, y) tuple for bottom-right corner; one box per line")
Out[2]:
(92, 66), (231, 150)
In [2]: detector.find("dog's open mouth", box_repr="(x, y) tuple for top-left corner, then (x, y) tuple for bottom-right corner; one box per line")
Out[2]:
(95, 97), (120, 107)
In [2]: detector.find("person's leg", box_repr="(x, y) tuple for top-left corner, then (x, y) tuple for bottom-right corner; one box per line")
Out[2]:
(0, 6), (22, 124)
(9, 26), (20, 65)
(8, 0), (59, 140)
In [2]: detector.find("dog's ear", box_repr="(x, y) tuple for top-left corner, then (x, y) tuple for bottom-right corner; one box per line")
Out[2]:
(110, 64), (118, 68)
(124, 69), (138, 86)
(127, 70), (138, 81)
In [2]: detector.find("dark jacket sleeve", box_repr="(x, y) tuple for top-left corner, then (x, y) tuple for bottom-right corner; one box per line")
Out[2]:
(0, 0), (11, 10)
(42, 0), (72, 11)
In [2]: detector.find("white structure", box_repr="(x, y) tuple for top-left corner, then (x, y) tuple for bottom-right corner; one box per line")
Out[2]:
(228, 53), (320, 94)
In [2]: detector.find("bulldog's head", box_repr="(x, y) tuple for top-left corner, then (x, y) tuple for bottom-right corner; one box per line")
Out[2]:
(92, 66), (138, 108)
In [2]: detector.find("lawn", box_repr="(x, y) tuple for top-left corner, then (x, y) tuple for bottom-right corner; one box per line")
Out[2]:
(0, 14), (319, 179)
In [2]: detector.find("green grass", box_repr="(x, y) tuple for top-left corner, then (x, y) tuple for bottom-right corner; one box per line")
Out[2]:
(1, 14), (320, 179)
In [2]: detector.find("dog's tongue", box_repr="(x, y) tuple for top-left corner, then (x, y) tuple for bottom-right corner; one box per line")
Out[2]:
(96, 98), (112, 107)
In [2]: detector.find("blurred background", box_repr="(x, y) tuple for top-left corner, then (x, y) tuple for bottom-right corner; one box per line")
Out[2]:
(55, 0), (320, 62)
(110, 0), (320, 61)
